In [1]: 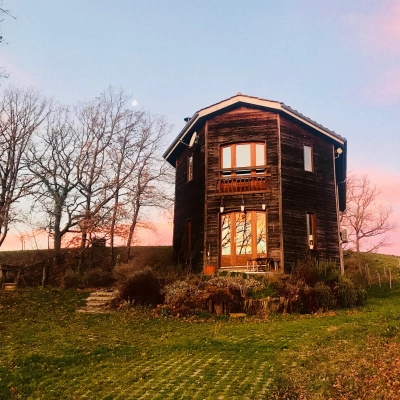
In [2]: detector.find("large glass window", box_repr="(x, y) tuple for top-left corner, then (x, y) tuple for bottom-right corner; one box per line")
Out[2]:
(221, 211), (267, 266)
(235, 212), (252, 255)
(256, 212), (267, 253)
(221, 214), (231, 256)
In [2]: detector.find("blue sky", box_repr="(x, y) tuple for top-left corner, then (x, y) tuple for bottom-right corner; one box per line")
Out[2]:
(1, 1), (399, 254)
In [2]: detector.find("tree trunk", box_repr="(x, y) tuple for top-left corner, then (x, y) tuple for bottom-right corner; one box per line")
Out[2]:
(110, 189), (120, 264)
(125, 199), (140, 262)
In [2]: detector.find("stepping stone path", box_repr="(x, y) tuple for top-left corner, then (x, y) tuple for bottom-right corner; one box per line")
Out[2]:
(76, 289), (119, 313)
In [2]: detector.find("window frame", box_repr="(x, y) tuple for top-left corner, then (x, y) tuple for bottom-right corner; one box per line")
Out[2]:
(303, 145), (313, 172)
(221, 142), (266, 176)
(187, 154), (193, 181)
(220, 210), (267, 266)
(306, 212), (317, 249)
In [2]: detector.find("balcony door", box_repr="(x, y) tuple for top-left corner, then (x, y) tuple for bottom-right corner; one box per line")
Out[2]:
(220, 211), (267, 267)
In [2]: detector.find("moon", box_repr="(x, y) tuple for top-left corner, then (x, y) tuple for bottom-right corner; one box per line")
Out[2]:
(131, 99), (138, 107)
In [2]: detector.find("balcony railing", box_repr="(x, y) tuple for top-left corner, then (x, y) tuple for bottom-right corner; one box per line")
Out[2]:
(216, 167), (270, 194)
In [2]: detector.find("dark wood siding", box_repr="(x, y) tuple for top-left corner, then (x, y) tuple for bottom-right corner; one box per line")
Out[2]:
(205, 107), (281, 267)
(172, 125), (206, 272)
(172, 104), (341, 273)
(279, 115), (340, 271)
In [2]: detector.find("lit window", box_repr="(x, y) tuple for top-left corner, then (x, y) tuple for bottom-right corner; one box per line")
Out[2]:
(219, 142), (267, 193)
(304, 145), (313, 172)
(306, 212), (317, 249)
(187, 154), (193, 181)
(221, 142), (266, 175)
(220, 211), (267, 261)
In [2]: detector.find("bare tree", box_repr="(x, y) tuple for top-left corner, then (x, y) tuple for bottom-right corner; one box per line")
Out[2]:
(121, 115), (174, 261)
(74, 87), (125, 249)
(85, 111), (174, 262)
(0, 87), (50, 247)
(341, 173), (396, 252)
(0, 4), (16, 80)
(106, 108), (147, 258)
(74, 88), (174, 262)
(26, 105), (81, 273)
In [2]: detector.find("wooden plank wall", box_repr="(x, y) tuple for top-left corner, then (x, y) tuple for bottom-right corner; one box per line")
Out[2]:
(172, 125), (206, 272)
(172, 105), (341, 273)
(279, 115), (340, 271)
(205, 107), (281, 268)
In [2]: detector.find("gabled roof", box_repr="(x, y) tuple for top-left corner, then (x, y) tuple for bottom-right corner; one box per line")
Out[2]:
(163, 93), (347, 211)
(163, 93), (347, 166)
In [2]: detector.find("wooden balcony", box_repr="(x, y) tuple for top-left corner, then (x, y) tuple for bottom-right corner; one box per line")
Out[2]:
(216, 168), (271, 194)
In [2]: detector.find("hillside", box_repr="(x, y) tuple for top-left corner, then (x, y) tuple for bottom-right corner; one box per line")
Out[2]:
(1, 281), (400, 399)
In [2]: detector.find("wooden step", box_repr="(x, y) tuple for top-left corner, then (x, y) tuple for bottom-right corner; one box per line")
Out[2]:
(4, 283), (18, 291)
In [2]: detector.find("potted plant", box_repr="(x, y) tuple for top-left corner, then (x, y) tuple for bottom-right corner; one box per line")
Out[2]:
(203, 265), (216, 275)
(203, 245), (216, 275)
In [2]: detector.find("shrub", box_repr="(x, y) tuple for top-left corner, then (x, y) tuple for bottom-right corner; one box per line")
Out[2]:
(82, 268), (114, 288)
(116, 267), (163, 306)
(274, 256), (366, 313)
(314, 281), (335, 311)
(336, 276), (367, 308)
(207, 275), (264, 297)
(291, 256), (340, 286)
(160, 278), (208, 316)
(163, 278), (202, 304)
(63, 269), (82, 289)
(158, 274), (272, 316)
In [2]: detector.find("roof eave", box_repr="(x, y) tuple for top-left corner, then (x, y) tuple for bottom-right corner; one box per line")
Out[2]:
(163, 95), (346, 166)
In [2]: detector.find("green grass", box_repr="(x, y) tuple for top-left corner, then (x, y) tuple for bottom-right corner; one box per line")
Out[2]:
(1, 281), (400, 400)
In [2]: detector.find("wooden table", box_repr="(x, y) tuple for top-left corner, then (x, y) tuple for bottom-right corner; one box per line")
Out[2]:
(247, 257), (278, 272)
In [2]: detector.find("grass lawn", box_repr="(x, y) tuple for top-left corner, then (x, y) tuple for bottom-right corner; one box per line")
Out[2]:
(1, 283), (400, 399)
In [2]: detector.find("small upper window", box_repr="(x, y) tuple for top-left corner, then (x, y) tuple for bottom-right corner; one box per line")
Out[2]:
(304, 145), (313, 172)
(187, 154), (193, 181)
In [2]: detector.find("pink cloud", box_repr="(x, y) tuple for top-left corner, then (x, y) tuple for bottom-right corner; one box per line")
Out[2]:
(346, 1), (400, 57)
(354, 168), (400, 204)
(348, 168), (400, 256)
(360, 67), (400, 105)
(339, 1), (400, 104)
(1, 54), (40, 88)
(134, 220), (173, 246)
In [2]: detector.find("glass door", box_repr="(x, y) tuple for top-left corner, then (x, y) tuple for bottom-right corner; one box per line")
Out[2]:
(220, 211), (267, 267)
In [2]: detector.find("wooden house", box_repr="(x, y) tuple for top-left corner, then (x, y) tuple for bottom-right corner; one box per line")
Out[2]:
(163, 94), (347, 273)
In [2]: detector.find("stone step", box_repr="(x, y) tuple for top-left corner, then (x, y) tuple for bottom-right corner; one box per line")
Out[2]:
(87, 295), (114, 302)
(77, 289), (118, 313)
(86, 300), (112, 307)
(89, 291), (116, 298)
(76, 306), (112, 314)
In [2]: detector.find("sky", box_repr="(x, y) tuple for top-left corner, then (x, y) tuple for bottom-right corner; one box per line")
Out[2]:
(1, 0), (399, 255)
